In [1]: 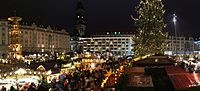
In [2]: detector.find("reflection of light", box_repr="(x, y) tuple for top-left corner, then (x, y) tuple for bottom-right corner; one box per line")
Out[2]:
(193, 72), (200, 83)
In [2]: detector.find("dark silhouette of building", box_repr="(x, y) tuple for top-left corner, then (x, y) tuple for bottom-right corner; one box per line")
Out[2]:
(74, 0), (86, 37)
(71, 0), (86, 54)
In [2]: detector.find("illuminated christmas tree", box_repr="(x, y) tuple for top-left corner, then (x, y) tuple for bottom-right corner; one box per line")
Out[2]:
(132, 0), (167, 56)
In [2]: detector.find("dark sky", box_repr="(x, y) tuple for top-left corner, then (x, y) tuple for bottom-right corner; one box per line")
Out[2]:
(0, 0), (200, 36)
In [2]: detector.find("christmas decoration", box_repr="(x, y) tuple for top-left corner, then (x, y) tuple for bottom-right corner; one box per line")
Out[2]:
(132, 0), (167, 56)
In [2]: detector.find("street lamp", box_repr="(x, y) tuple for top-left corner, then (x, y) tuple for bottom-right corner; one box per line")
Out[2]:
(173, 13), (177, 55)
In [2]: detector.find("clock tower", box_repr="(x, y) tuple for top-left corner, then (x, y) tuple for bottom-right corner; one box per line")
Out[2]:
(74, 0), (86, 37)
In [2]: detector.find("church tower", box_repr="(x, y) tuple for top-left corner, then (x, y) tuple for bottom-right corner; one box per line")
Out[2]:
(74, 0), (86, 37)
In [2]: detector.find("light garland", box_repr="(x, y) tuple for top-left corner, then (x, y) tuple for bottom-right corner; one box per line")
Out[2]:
(132, 0), (167, 56)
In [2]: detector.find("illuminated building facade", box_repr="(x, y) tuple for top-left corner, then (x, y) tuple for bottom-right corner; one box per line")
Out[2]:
(0, 20), (9, 58)
(20, 23), (70, 54)
(165, 36), (195, 55)
(193, 37), (200, 54)
(79, 32), (134, 56)
(80, 31), (195, 56)
(0, 20), (70, 58)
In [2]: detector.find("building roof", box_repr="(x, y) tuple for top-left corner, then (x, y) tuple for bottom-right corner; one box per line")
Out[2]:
(165, 66), (200, 90)
(132, 56), (174, 67)
(165, 66), (186, 75)
(0, 19), (69, 34)
(90, 28), (135, 35)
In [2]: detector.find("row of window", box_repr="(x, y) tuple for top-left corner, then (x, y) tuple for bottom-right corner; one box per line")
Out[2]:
(83, 47), (129, 50)
(83, 44), (129, 47)
(21, 31), (59, 37)
(167, 44), (193, 47)
(166, 48), (193, 51)
(168, 41), (193, 44)
(84, 48), (129, 51)
(0, 22), (7, 25)
(22, 43), (59, 48)
(84, 38), (129, 41)
(83, 49), (130, 54)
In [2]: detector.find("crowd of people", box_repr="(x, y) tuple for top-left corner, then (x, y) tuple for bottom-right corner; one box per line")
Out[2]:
(48, 59), (125, 91)
(0, 63), (114, 91)
(49, 64), (106, 91)
(0, 56), (129, 91)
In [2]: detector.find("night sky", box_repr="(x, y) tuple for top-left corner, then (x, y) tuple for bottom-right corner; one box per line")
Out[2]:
(0, 0), (200, 36)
